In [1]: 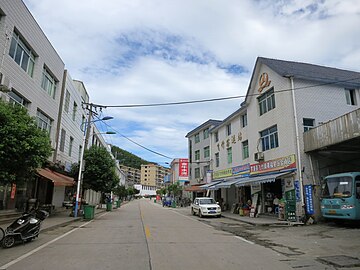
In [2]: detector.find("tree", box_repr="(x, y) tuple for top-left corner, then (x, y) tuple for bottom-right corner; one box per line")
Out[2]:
(82, 146), (118, 193)
(111, 145), (151, 169)
(0, 100), (52, 185)
(113, 185), (127, 199)
(167, 183), (182, 197)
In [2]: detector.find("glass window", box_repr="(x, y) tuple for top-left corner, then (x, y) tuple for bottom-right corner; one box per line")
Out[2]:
(195, 150), (200, 161)
(203, 128), (209, 139)
(204, 146), (210, 158)
(194, 133), (200, 143)
(41, 67), (57, 98)
(68, 136), (74, 156)
(226, 124), (231, 136)
(227, 147), (232, 164)
(8, 90), (29, 108)
(303, 118), (315, 132)
(241, 113), (247, 127)
(345, 89), (357, 105)
(9, 31), (35, 77)
(36, 110), (52, 133)
(214, 131), (219, 142)
(260, 125), (278, 151)
(72, 102), (77, 121)
(60, 129), (66, 152)
(195, 168), (200, 178)
(64, 90), (70, 113)
(242, 140), (249, 159)
(215, 153), (219, 167)
(258, 88), (275, 115)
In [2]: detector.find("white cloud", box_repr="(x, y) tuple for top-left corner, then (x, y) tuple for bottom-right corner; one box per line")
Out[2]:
(24, 0), (360, 162)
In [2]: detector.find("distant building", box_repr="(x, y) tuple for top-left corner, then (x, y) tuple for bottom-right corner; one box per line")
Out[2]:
(168, 158), (189, 186)
(141, 164), (170, 190)
(119, 165), (141, 187)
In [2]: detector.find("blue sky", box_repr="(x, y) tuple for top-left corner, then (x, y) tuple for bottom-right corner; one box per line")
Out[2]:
(24, 0), (360, 164)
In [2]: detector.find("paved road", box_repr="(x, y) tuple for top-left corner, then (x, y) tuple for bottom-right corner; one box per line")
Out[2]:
(0, 199), (292, 270)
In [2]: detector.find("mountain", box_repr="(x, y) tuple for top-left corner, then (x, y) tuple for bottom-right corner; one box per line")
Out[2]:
(111, 145), (151, 169)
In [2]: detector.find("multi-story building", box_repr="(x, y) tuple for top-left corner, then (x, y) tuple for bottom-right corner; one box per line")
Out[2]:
(168, 158), (189, 186)
(119, 165), (141, 187)
(188, 57), (360, 221)
(141, 164), (169, 190)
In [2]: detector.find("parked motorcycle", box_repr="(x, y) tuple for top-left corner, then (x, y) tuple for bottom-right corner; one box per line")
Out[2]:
(1, 209), (49, 248)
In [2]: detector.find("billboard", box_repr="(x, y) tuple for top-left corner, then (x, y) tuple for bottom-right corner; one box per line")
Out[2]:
(178, 158), (189, 180)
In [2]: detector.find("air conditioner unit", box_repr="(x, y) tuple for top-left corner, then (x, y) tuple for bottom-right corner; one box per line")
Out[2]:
(254, 152), (264, 162)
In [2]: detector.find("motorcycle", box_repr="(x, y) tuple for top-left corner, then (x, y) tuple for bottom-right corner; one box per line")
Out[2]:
(0, 209), (49, 248)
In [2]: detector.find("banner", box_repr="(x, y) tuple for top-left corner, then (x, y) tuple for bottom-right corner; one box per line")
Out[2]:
(178, 158), (189, 180)
(250, 154), (296, 175)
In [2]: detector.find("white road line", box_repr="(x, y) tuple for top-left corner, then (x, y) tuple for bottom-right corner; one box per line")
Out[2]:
(234, 235), (254, 245)
(170, 209), (215, 229)
(0, 213), (108, 270)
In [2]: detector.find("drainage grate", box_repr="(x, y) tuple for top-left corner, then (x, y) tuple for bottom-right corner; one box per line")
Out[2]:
(318, 255), (360, 268)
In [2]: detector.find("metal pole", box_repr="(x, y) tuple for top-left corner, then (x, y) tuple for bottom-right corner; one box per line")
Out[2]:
(74, 133), (86, 218)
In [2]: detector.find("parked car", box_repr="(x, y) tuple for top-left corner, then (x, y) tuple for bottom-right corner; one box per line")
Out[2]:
(191, 197), (221, 218)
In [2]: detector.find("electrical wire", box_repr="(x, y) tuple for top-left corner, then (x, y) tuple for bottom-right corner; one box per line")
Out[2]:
(82, 76), (360, 109)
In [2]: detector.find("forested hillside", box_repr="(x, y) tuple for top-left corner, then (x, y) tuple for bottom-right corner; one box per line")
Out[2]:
(111, 145), (151, 169)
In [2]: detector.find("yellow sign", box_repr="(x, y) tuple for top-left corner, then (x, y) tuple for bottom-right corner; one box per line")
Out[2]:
(213, 168), (232, 179)
(258, 72), (271, 93)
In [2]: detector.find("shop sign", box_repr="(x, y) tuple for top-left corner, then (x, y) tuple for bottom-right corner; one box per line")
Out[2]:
(251, 184), (261, 194)
(305, 185), (314, 215)
(258, 72), (271, 93)
(294, 180), (301, 202)
(206, 170), (213, 183)
(216, 132), (242, 151)
(284, 178), (294, 191)
(213, 168), (232, 179)
(232, 163), (250, 177)
(178, 158), (189, 178)
(250, 154), (296, 175)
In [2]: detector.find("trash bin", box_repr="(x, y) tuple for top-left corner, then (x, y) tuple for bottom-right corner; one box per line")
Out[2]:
(84, 205), (95, 220)
(106, 203), (112, 211)
(116, 200), (121, 208)
(171, 200), (177, 208)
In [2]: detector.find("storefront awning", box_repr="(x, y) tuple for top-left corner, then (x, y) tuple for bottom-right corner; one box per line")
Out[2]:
(184, 185), (205, 192)
(235, 171), (295, 187)
(213, 177), (247, 189)
(37, 168), (75, 187)
(199, 180), (223, 190)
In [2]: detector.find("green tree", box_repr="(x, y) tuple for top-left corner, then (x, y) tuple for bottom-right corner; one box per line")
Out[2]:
(0, 100), (52, 185)
(83, 146), (118, 193)
(167, 183), (182, 197)
(113, 185), (127, 199)
(111, 145), (150, 169)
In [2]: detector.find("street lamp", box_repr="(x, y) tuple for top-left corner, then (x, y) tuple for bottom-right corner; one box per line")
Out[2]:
(74, 116), (114, 218)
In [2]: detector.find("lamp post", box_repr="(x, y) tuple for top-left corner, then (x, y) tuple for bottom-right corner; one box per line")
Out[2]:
(74, 117), (114, 218)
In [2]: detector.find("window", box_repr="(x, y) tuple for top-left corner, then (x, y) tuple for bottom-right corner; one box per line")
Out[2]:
(345, 89), (357, 105)
(204, 146), (210, 158)
(72, 102), (77, 121)
(203, 165), (210, 177)
(36, 110), (52, 133)
(8, 90), (29, 107)
(64, 90), (70, 113)
(215, 153), (219, 167)
(226, 124), (231, 136)
(68, 136), (74, 156)
(258, 88), (275, 115)
(241, 113), (247, 127)
(194, 133), (200, 143)
(260, 125), (279, 151)
(215, 131), (219, 142)
(195, 150), (200, 161)
(303, 118), (315, 132)
(41, 67), (57, 98)
(242, 140), (249, 159)
(60, 129), (66, 152)
(9, 31), (35, 77)
(227, 147), (232, 164)
(195, 168), (200, 178)
(203, 128), (209, 139)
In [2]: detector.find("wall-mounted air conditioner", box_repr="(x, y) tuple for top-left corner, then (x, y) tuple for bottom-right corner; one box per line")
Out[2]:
(254, 152), (264, 162)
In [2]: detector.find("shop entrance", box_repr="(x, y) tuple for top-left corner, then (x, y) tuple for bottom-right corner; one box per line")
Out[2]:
(263, 179), (282, 214)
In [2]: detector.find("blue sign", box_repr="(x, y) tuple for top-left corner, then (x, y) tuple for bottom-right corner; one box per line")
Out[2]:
(305, 185), (314, 215)
(294, 180), (301, 202)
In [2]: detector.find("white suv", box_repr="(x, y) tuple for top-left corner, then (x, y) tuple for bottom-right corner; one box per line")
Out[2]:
(191, 197), (221, 218)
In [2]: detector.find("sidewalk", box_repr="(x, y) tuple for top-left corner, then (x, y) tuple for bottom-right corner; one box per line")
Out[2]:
(221, 211), (304, 226)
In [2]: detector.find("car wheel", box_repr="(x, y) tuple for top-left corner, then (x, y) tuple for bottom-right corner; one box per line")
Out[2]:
(191, 208), (195, 215)
(198, 210), (203, 218)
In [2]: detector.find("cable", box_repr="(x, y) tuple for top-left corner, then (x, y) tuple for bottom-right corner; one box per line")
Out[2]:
(83, 75), (360, 109)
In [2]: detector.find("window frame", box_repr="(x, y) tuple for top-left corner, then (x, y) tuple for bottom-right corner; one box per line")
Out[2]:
(203, 146), (210, 158)
(194, 150), (200, 161)
(345, 89), (357, 105)
(203, 128), (209, 139)
(41, 67), (57, 99)
(241, 113), (247, 128)
(36, 110), (52, 133)
(258, 88), (275, 116)
(260, 125), (279, 151)
(215, 153), (220, 167)
(194, 133), (200, 143)
(242, 140), (249, 159)
(303, 118), (315, 132)
(227, 147), (232, 164)
(226, 124), (231, 136)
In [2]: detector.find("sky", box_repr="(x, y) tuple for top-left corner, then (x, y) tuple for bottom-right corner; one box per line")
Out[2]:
(23, 0), (360, 165)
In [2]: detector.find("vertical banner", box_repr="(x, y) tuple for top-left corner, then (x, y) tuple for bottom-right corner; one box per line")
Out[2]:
(10, 183), (16, 199)
(178, 158), (189, 180)
(294, 180), (301, 202)
(305, 185), (314, 215)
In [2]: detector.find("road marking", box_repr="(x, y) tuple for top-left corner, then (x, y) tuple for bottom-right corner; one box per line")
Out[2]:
(0, 213), (108, 270)
(234, 235), (254, 245)
(145, 225), (151, 238)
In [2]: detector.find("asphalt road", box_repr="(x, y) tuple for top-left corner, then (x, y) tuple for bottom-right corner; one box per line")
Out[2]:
(0, 199), (293, 270)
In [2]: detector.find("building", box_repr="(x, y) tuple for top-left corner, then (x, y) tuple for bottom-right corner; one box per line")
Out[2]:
(168, 158), (189, 186)
(141, 164), (169, 190)
(188, 57), (360, 221)
(119, 165), (141, 187)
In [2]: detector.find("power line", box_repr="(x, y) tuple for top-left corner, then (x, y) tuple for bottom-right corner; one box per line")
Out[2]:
(83, 76), (360, 109)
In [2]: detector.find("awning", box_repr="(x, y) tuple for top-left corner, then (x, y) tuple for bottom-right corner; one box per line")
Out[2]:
(235, 171), (295, 187)
(214, 177), (247, 189)
(199, 180), (223, 190)
(184, 185), (205, 192)
(37, 168), (75, 187)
